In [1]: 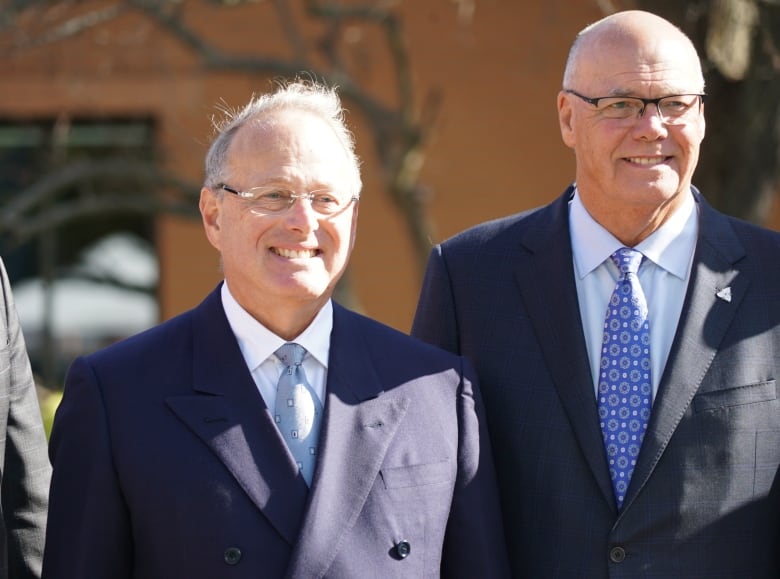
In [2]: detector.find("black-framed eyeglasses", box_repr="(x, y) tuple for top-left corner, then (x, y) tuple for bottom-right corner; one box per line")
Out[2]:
(564, 89), (706, 125)
(219, 184), (360, 216)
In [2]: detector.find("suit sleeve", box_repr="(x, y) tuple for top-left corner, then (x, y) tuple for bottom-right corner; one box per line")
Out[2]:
(0, 260), (50, 579)
(441, 358), (510, 578)
(42, 357), (132, 579)
(411, 245), (461, 355)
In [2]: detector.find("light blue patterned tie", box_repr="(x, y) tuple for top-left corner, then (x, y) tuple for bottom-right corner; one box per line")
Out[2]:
(274, 343), (323, 486)
(598, 247), (652, 509)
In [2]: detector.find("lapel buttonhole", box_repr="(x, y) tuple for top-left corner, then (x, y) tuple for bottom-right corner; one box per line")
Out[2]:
(204, 416), (227, 423)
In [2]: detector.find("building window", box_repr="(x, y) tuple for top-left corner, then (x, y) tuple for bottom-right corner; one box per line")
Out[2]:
(0, 118), (159, 388)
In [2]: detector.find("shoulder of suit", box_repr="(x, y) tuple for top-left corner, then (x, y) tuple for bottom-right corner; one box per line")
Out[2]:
(698, 200), (780, 255)
(335, 304), (464, 363)
(722, 212), (780, 241)
(86, 304), (196, 365)
(438, 195), (563, 253)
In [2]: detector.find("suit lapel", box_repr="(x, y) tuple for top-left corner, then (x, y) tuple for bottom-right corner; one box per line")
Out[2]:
(486, 189), (746, 514)
(623, 195), (747, 511)
(514, 188), (616, 506)
(286, 305), (409, 578)
(165, 287), (309, 545)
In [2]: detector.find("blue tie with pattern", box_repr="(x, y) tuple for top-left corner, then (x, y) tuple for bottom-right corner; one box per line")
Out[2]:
(274, 343), (323, 486)
(598, 247), (652, 509)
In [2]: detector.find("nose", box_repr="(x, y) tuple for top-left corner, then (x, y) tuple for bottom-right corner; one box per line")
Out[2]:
(288, 192), (317, 209)
(633, 103), (667, 139)
(284, 194), (318, 231)
(638, 101), (664, 122)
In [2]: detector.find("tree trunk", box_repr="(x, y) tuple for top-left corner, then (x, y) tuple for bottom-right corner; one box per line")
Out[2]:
(636, 0), (780, 224)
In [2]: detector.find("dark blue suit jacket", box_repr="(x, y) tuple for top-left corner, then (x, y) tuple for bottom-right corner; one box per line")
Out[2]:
(413, 186), (780, 577)
(43, 286), (509, 578)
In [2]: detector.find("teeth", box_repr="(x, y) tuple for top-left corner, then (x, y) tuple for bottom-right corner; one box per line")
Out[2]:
(628, 157), (665, 166)
(274, 248), (317, 259)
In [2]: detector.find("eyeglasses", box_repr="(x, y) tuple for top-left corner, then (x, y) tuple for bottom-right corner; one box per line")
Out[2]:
(564, 89), (706, 125)
(219, 184), (359, 215)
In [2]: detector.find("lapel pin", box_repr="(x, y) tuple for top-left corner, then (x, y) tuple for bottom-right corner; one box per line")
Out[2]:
(716, 287), (732, 303)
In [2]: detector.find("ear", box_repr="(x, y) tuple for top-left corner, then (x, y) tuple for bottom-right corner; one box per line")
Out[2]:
(200, 187), (222, 250)
(697, 103), (706, 141)
(557, 91), (576, 149)
(348, 201), (359, 253)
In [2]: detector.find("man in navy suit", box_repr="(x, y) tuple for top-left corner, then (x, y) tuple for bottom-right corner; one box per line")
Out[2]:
(42, 80), (509, 578)
(414, 10), (780, 578)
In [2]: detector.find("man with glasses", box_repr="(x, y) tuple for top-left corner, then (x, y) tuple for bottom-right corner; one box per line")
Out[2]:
(43, 80), (509, 578)
(413, 10), (780, 577)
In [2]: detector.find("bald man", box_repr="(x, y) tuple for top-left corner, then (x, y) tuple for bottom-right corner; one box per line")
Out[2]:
(413, 10), (780, 577)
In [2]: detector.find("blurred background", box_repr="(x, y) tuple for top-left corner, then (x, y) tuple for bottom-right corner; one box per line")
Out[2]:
(0, 0), (776, 430)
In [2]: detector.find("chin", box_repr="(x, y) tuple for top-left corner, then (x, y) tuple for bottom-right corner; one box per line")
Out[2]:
(625, 177), (682, 202)
(284, 278), (331, 301)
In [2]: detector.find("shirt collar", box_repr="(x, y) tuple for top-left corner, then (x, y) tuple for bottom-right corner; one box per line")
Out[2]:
(570, 187), (698, 280)
(220, 282), (332, 372)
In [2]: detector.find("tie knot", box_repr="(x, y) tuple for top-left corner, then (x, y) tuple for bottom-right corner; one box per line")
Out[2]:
(275, 342), (306, 366)
(610, 247), (643, 277)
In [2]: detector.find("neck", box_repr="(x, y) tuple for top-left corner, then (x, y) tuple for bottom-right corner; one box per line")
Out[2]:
(237, 294), (328, 341)
(579, 191), (687, 247)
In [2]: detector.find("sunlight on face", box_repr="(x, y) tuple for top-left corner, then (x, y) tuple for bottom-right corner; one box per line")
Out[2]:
(558, 12), (706, 242)
(202, 110), (359, 322)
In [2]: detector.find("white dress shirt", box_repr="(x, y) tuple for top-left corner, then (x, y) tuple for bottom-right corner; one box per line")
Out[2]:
(569, 188), (698, 399)
(220, 282), (331, 412)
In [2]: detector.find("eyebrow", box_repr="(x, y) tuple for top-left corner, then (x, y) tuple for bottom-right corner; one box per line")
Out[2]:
(244, 177), (336, 187)
(605, 87), (693, 97)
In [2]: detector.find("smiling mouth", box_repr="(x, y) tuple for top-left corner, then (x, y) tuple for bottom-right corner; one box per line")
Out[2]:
(272, 247), (320, 259)
(625, 156), (669, 166)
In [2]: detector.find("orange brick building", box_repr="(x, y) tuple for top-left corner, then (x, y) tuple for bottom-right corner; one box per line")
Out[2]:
(3, 0), (765, 349)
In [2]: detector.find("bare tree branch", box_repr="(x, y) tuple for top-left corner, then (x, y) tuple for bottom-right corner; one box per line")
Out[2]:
(272, 0), (309, 63)
(0, 157), (200, 246)
(706, 0), (759, 81)
(0, 0), (452, 276)
(303, 0), (440, 267)
(4, 194), (199, 246)
(2, 4), (129, 52)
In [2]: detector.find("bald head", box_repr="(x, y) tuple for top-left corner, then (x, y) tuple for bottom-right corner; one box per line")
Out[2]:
(563, 11), (704, 93)
(556, 10), (707, 247)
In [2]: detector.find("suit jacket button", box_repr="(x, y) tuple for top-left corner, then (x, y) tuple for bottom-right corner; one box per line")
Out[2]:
(224, 547), (242, 565)
(609, 546), (626, 563)
(395, 540), (411, 559)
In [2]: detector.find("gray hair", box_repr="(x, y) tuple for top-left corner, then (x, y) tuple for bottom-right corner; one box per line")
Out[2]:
(203, 78), (362, 196)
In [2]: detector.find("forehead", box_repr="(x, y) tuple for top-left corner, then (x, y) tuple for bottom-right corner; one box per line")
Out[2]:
(226, 110), (352, 185)
(575, 25), (703, 95)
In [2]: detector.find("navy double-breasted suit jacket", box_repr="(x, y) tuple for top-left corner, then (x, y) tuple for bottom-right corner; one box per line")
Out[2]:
(43, 286), (509, 578)
(413, 186), (780, 578)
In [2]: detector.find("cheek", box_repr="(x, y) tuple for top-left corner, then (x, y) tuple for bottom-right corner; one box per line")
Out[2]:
(576, 125), (614, 160)
(222, 219), (269, 260)
(576, 142), (609, 174)
(679, 133), (703, 164)
(328, 214), (358, 250)
(681, 120), (705, 155)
